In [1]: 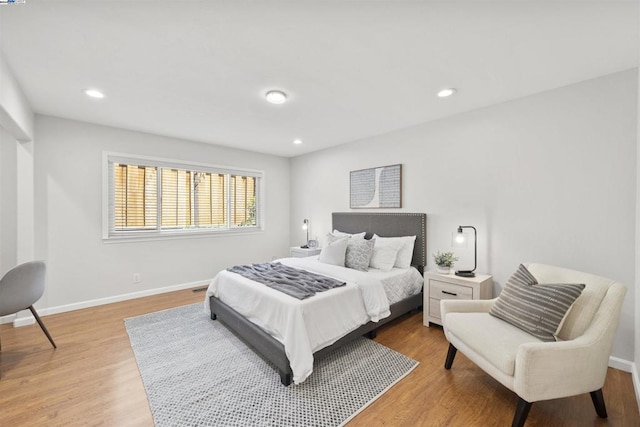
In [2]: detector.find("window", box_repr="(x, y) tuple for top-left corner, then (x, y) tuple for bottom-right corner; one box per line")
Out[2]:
(104, 153), (262, 239)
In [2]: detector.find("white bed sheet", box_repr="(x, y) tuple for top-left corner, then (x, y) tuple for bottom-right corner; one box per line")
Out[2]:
(204, 256), (420, 384)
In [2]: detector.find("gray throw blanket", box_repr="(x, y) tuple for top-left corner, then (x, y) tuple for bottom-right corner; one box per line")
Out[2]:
(228, 262), (346, 299)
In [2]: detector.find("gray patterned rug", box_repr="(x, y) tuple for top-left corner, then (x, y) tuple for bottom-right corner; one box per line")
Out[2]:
(125, 303), (418, 427)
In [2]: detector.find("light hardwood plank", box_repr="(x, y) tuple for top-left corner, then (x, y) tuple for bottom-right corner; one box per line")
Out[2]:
(0, 289), (638, 426)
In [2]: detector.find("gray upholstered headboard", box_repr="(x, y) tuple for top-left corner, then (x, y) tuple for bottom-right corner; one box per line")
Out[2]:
(332, 212), (427, 273)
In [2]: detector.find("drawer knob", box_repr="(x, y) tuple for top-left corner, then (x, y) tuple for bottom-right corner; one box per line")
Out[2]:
(442, 290), (457, 296)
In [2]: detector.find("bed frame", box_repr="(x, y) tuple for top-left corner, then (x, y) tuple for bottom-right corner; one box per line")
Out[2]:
(210, 212), (427, 386)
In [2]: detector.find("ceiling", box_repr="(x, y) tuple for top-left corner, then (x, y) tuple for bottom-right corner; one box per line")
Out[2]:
(0, 1), (638, 158)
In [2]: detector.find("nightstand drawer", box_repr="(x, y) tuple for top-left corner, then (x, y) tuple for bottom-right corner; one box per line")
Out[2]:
(429, 279), (473, 300)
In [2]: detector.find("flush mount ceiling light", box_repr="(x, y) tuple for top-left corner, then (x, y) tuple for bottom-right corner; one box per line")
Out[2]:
(83, 88), (105, 99)
(437, 88), (457, 98)
(265, 90), (287, 104)
(293, 139), (303, 145)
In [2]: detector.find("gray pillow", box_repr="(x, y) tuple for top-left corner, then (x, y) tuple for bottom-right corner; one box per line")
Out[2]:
(345, 238), (375, 271)
(489, 264), (585, 342)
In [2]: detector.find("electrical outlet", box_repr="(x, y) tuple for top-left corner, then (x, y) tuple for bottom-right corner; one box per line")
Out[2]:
(133, 273), (141, 283)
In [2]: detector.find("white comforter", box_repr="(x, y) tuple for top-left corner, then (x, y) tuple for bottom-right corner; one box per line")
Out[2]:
(204, 256), (418, 384)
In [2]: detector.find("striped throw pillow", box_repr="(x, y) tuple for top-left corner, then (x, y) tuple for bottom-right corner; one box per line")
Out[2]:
(489, 264), (585, 342)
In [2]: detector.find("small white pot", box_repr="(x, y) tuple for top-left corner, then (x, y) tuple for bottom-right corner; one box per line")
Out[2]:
(436, 266), (451, 274)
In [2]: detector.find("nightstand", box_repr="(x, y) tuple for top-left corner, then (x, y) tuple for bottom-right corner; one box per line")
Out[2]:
(290, 247), (322, 258)
(423, 271), (493, 327)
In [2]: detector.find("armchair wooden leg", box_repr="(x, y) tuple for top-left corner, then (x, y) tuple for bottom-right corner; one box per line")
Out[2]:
(28, 306), (57, 349)
(512, 398), (532, 427)
(590, 389), (608, 418)
(444, 343), (457, 369)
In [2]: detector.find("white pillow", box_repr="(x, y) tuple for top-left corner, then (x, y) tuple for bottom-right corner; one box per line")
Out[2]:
(332, 229), (366, 239)
(369, 237), (404, 271)
(318, 237), (348, 266)
(373, 234), (416, 269)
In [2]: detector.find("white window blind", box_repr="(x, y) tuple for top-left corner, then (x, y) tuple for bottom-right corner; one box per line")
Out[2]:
(105, 153), (262, 239)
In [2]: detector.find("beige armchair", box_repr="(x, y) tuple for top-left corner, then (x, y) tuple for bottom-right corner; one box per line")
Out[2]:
(441, 263), (626, 427)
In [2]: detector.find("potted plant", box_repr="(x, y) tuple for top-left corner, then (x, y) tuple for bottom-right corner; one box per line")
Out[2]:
(433, 251), (458, 274)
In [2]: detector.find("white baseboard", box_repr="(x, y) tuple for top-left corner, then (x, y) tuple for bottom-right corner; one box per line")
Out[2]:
(0, 313), (17, 325)
(13, 315), (34, 327)
(1, 279), (209, 327)
(609, 355), (634, 373)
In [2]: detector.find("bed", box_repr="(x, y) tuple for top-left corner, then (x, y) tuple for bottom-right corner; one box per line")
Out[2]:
(205, 212), (427, 386)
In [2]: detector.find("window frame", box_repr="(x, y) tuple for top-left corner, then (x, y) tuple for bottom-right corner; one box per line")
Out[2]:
(102, 152), (265, 242)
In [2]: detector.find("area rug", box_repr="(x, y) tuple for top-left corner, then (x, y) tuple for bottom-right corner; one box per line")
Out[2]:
(125, 303), (418, 427)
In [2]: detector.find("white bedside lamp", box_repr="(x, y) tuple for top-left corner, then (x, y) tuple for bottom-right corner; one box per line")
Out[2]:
(301, 219), (309, 248)
(453, 225), (477, 277)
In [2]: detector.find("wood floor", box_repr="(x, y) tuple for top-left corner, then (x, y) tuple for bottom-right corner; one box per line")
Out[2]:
(0, 288), (638, 427)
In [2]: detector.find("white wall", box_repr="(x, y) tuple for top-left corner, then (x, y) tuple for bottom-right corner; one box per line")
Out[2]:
(16, 139), (35, 263)
(290, 70), (638, 362)
(0, 51), (34, 141)
(635, 54), (640, 406)
(0, 127), (17, 275)
(0, 49), (34, 277)
(33, 116), (290, 310)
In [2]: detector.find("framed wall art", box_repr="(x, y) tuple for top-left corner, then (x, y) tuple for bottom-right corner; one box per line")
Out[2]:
(350, 164), (401, 209)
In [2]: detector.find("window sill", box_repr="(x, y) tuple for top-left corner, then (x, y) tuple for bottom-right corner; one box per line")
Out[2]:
(102, 227), (263, 244)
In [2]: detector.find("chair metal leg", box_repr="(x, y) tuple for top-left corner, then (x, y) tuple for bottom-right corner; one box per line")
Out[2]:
(512, 398), (532, 427)
(590, 388), (608, 418)
(444, 343), (457, 369)
(28, 306), (57, 349)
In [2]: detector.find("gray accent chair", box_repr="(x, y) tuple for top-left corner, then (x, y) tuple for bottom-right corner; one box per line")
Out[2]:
(0, 261), (56, 377)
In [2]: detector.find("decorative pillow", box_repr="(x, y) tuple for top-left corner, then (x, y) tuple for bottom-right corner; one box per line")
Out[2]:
(489, 264), (586, 342)
(332, 229), (366, 239)
(318, 237), (348, 266)
(369, 238), (404, 271)
(345, 238), (375, 271)
(325, 233), (341, 245)
(373, 234), (416, 269)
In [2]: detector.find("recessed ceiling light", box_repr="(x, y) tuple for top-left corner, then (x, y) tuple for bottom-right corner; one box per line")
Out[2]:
(266, 90), (287, 104)
(293, 139), (303, 145)
(437, 88), (457, 98)
(83, 88), (105, 99)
